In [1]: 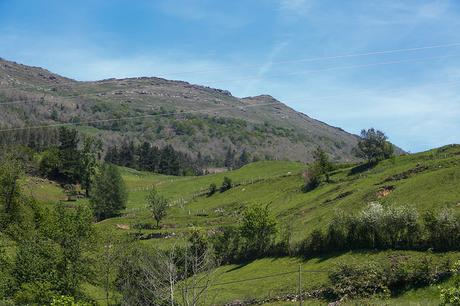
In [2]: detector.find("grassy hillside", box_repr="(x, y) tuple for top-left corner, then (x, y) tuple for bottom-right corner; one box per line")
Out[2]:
(197, 250), (459, 305)
(86, 144), (460, 248)
(20, 144), (460, 304)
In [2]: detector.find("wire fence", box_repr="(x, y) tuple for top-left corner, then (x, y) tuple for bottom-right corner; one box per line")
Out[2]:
(88, 267), (330, 305)
(124, 170), (299, 215)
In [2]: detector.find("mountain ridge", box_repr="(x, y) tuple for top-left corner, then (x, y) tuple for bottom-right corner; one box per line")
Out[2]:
(0, 58), (362, 164)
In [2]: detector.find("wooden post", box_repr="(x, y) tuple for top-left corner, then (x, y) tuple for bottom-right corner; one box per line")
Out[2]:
(298, 264), (302, 306)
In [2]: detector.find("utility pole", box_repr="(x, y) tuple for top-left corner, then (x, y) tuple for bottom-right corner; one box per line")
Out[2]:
(298, 264), (302, 306)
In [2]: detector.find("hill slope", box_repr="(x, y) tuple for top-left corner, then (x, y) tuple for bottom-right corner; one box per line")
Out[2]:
(22, 144), (460, 304)
(0, 58), (360, 164)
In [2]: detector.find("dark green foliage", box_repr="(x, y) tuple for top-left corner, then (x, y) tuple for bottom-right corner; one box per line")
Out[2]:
(238, 149), (251, 168)
(58, 127), (82, 183)
(0, 157), (23, 227)
(208, 183), (217, 196)
(80, 137), (102, 197)
(211, 205), (278, 262)
(47, 205), (93, 295)
(105, 142), (201, 176)
(301, 147), (334, 192)
(38, 128), (101, 194)
(39, 147), (61, 179)
(13, 240), (61, 304)
(354, 128), (394, 163)
(4, 196), (94, 304)
(239, 205), (277, 258)
(312, 147), (334, 182)
(146, 188), (168, 227)
(90, 163), (127, 221)
(211, 226), (242, 264)
(0, 248), (14, 300)
(224, 148), (236, 169)
(220, 176), (233, 192)
(0, 127), (59, 152)
(224, 148), (251, 170)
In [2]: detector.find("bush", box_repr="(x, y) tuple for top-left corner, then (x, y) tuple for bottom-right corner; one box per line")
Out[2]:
(301, 166), (321, 192)
(299, 203), (427, 256)
(329, 262), (389, 299)
(208, 183), (217, 196)
(440, 260), (460, 306)
(220, 177), (233, 192)
(440, 287), (460, 305)
(239, 205), (277, 258)
(211, 226), (242, 264)
(329, 256), (450, 300)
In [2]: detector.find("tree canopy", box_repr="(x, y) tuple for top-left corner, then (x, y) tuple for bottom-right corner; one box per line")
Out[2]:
(90, 163), (127, 221)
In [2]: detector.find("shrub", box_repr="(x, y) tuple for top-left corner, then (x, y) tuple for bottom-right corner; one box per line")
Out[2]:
(301, 166), (321, 192)
(208, 183), (217, 196)
(220, 177), (233, 192)
(300, 203), (426, 255)
(440, 260), (460, 306)
(329, 257), (449, 300)
(211, 226), (242, 264)
(239, 205), (277, 258)
(329, 262), (389, 299)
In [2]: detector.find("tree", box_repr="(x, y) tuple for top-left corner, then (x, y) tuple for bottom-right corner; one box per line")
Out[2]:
(0, 157), (23, 226)
(146, 188), (168, 228)
(239, 205), (277, 257)
(312, 147), (334, 182)
(57, 127), (81, 183)
(49, 205), (93, 295)
(301, 165), (321, 192)
(90, 163), (127, 221)
(237, 149), (250, 168)
(80, 136), (102, 197)
(354, 128), (394, 163)
(39, 147), (62, 180)
(208, 183), (217, 197)
(159, 145), (181, 175)
(224, 148), (235, 170)
(220, 177), (233, 192)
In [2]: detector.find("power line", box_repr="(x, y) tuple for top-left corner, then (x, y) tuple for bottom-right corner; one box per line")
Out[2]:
(0, 102), (279, 132)
(157, 42), (460, 77)
(2, 75), (460, 119)
(1, 43), (460, 91)
(206, 53), (460, 84)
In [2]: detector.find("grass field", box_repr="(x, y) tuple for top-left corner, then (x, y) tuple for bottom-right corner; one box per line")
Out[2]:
(202, 250), (460, 305)
(24, 145), (460, 304)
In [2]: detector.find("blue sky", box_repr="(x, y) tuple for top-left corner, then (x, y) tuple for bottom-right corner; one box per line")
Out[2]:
(1, 0), (460, 152)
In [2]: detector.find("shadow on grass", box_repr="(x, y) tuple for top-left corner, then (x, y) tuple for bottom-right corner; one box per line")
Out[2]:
(225, 262), (250, 272)
(348, 161), (378, 176)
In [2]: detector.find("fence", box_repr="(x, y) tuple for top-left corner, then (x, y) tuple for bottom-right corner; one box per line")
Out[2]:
(125, 171), (298, 214)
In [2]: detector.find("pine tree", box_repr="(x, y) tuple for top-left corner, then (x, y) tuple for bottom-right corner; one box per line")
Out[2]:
(90, 164), (127, 221)
(58, 127), (81, 183)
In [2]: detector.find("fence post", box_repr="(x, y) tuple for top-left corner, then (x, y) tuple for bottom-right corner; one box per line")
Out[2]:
(298, 264), (302, 306)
